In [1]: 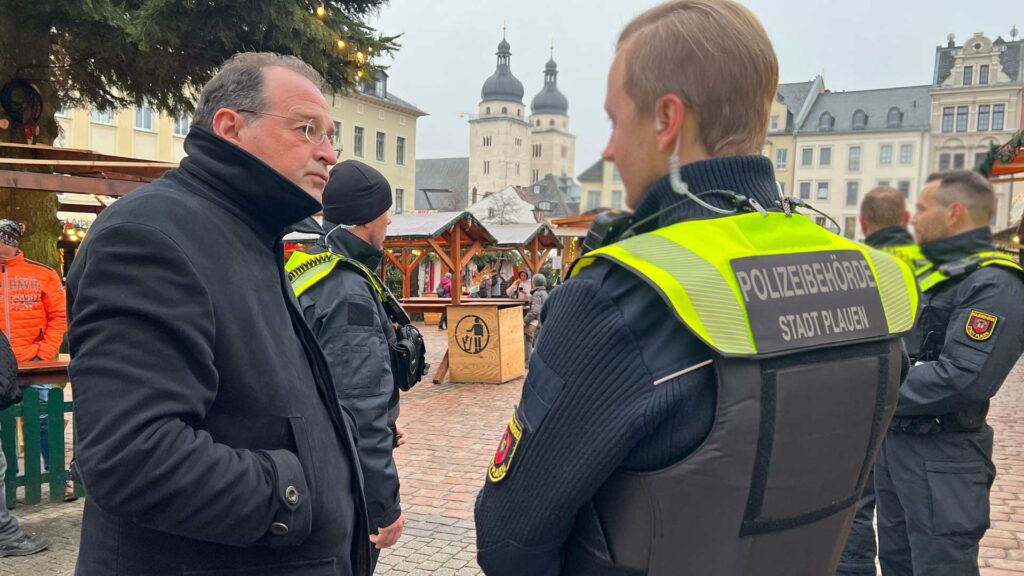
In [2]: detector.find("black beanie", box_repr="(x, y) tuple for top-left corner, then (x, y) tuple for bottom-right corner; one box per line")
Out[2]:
(322, 160), (393, 226)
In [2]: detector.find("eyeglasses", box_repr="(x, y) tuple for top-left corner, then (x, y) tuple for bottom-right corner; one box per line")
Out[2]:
(236, 109), (336, 146)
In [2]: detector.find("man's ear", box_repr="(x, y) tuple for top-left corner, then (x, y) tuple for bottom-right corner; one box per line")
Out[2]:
(211, 109), (246, 145)
(654, 94), (686, 155)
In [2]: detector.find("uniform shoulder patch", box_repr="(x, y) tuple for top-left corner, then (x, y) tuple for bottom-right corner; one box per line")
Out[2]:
(965, 309), (998, 342)
(487, 410), (523, 483)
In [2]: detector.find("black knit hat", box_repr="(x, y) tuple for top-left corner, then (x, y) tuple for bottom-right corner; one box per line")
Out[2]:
(322, 160), (393, 226)
(0, 220), (22, 248)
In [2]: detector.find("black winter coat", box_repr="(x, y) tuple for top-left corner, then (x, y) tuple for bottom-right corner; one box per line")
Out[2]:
(68, 127), (371, 576)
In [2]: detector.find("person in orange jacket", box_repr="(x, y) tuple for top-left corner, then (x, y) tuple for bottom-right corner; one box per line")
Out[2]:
(0, 220), (67, 484)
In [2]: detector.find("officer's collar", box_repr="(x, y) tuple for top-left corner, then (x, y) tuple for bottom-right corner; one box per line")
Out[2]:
(631, 155), (780, 234)
(920, 227), (994, 266)
(864, 226), (915, 250)
(322, 221), (383, 270)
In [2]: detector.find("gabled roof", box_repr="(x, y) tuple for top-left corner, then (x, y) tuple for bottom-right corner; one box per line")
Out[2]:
(415, 157), (469, 210)
(386, 211), (495, 244)
(577, 159), (604, 182)
(489, 222), (562, 249)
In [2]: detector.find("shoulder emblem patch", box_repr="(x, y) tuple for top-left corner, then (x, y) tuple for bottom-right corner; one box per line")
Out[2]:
(965, 310), (998, 342)
(487, 411), (523, 483)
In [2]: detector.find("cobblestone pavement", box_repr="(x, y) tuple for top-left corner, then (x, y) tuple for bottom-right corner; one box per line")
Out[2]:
(6, 326), (1024, 574)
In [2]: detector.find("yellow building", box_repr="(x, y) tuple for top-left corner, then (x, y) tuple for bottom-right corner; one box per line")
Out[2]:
(764, 77), (825, 196)
(576, 160), (625, 212)
(53, 72), (426, 213)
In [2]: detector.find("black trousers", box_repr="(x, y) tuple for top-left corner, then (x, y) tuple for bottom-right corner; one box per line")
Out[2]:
(838, 468), (878, 575)
(875, 426), (995, 576)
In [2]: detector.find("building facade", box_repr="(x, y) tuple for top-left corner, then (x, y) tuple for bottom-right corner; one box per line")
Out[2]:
(576, 160), (625, 212)
(765, 77), (824, 196)
(792, 85), (932, 240)
(930, 32), (1024, 228)
(53, 74), (426, 214)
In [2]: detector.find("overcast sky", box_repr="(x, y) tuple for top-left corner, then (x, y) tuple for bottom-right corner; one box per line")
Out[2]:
(370, 0), (1019, 175)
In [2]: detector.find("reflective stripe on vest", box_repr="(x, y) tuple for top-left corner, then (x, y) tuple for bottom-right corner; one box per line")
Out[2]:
(570, 212), (919, 357)
(879, 243), (928, 272)
(916, 251), (1023, 293)
(285, 250), (387, 301)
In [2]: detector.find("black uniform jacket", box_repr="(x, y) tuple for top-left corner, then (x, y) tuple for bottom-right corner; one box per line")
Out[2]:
(475, 156), (786, 575)
(296, 225), (403, 532)
(898, 228), (1024, 417)
(68, 127), (371, 576)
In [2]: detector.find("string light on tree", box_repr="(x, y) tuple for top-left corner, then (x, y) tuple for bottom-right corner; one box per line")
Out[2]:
(316, 5), (326, 19)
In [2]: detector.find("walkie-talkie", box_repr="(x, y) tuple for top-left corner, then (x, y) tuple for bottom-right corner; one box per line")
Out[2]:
(580, 209), (634, 255)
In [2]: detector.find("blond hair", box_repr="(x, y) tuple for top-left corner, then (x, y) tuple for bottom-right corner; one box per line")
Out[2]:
(618, 0), (779, 156)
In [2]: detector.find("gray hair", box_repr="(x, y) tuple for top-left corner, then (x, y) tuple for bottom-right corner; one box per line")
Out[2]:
(193, 52), (325, 129)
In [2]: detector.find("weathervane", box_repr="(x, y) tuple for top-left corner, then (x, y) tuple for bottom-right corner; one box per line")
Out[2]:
(1011, 25), (1019, 42)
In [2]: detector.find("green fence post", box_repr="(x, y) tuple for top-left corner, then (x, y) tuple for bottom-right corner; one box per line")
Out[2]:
(47, 387), (66, 503)
(0, 407), (18, 509)
(21, 388), (41, 505)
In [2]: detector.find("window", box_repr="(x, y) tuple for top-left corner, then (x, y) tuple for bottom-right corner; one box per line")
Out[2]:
(815, 216), (828, 228)
(515, 138), (523, 147)
(955, 106), (969, 132)
(879, 144), (893, 165)
(886, 107), (903, 129)
(819, 147), (832, 167)
(55, 106), (70, 118)
(878, 180), (890, 187)
(561, 145), (568, 159)
(846, 181), (859, 207)
(396, 137), (406, 166)
(816, 182), (829, 200)
(818, 112), (834, 131)
(134, 99), (154, 130)
(486, 106), (491, 115)
(375, 131), (385, 161)
(333, 120), (342, 144)
(799, 182), (811, 200)
(978, 105), (990, 131)
(532, 169), (539, 183)
(980, 65), (990, 85)
(532, 144), (542, 158)
(843, 217), (857, 240)
(801, 147), (814, 167)
(953, 153), (965, 169)
(91, 107), (114, 125)
(941, 107), (954, 133)
(483, 136), (492, 147)
(993, 104), (1005, 130)
(517, 109), (522, 118)
(353, 126), (364, 157)
(974, 152), (987, 169)
(587, 190), (600, 210)
(484, 160), (490, 175)
(775, 148), (788, 170)
(549, 119), (555, 127)
(897, 181), (910, 197)
(501, 106), (508, 114)
(963, 65), (973, 86)
(770, 115), (779, 130)
(611, 190), (624, 210)
(852, 109), (868, 130)
(537, 201), (552, 211)
(612, 166), (622, 183)
(939, 153), (951, 171)
(535, 120), (540, 127)
(848, 146), (861, 171)
(515, 163), (520, 176)
(173, 113), (191, 137)
(899, 144), (913, 165)
(394, 189), (404, 214)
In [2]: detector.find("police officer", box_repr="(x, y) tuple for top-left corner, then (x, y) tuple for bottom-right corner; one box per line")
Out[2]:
(473, 2), (918, 575)
(286, 161), (407, 571)
(839, 186), (926, 576)
(875, 170), (1024, 576)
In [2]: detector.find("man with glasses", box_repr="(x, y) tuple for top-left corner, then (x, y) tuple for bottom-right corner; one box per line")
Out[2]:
(68, 53), (371, 575)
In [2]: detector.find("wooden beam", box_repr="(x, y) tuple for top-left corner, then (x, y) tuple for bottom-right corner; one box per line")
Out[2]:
(460, 241), (482, 269)
(516, 246), (537, 274)
(400, 249), (411, 299)
(536, 248), (552, 272)
(408, 251), (430, 273)
(452, 226), (462, 305)
(0, 169), (141, 197)
(383, 249), (402, 269)
(427, 238), (454, 270)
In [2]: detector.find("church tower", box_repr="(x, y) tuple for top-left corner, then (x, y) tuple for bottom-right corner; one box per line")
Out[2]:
(528, 48), (574, 183)
(468, 32), (532, 199)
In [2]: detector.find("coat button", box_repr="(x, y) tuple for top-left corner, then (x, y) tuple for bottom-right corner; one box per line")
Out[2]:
(285, 485), (300, 505)
(270, 522), (289, 536)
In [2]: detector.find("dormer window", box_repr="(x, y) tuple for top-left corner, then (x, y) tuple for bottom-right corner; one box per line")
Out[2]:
(886, 107), (903, 129)
(852, 109), (868, 130)
(818, 112), (834, 132)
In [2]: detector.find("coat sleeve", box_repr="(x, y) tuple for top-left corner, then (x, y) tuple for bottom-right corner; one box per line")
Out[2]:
(68, 222), (312, 548)
(897, 269), (1024, 416)
(36, 267), (66, 360)
(310, 278), (402, 530)
(523, 292), (542, 325)
(475, 278), (655, 576)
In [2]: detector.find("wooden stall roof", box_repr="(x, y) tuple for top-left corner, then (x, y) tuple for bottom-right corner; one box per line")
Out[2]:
(0, 142), (176, 197)
(489, 222), (562, 249)
(384, 211), (495, 246)
(989, 130), (1024, 184)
